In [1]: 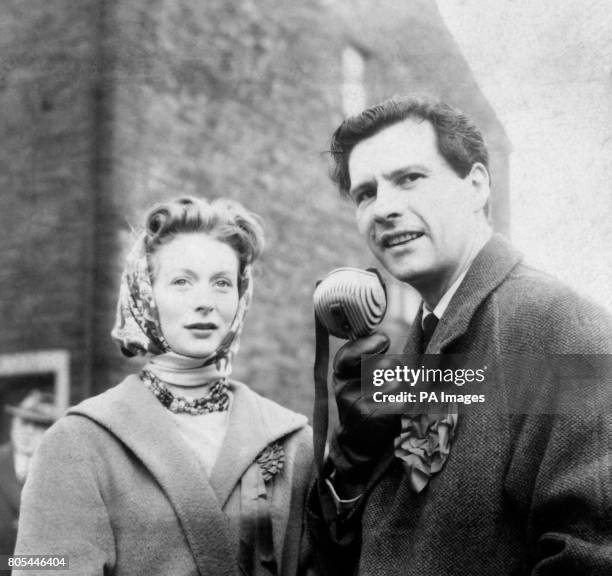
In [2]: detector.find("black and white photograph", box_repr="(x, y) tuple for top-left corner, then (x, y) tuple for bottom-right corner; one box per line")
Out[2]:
(1, 0), (611, 574)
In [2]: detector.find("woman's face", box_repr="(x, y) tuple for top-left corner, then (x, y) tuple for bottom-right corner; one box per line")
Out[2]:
(152, 233), (240, 358)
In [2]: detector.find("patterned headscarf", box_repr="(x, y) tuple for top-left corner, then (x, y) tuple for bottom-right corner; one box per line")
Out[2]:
(111, 232), (253, 373)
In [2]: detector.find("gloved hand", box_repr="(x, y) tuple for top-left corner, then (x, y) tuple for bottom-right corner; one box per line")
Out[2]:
(329, 331), (401, 496)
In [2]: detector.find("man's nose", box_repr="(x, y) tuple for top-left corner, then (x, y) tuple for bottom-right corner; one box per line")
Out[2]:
(373, 185), (402, 223)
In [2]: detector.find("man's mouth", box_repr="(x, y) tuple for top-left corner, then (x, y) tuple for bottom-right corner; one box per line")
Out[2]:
(380, 231), (424, 248)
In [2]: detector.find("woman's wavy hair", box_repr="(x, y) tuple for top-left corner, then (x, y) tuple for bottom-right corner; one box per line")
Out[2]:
(144, 196), (264, 294)
(330, 95), (490, 197)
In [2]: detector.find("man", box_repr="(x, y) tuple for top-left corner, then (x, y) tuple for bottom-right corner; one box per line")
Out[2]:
(308, 96), (612, 575)
(0, 391), (57, 556)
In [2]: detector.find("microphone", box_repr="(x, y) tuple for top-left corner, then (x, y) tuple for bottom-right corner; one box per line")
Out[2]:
(312, 267), (388, 471)
(313, 267), (387, 339)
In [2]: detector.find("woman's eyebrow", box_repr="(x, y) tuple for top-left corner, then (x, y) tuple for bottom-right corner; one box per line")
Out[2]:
(162, 267), (237, 276)
(159, 266), (195, 277)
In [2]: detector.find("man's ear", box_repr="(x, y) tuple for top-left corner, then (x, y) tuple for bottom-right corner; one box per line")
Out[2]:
(468, 162), (490, 213)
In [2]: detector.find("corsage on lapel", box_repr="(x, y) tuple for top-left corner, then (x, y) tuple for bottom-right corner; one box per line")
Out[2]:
(256, 442), (285, 483)
(394, 409), (458, 493)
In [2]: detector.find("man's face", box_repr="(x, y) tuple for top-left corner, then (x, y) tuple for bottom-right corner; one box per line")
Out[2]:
(348, 118), (489, 297)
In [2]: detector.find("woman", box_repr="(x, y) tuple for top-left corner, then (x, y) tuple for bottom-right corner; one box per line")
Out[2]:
(15, 197), (315, 576)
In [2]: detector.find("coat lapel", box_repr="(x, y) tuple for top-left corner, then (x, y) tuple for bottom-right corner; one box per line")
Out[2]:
(426, 234), (522, 353)
(389, 235), (522, 494)
(70, 376), (241, 576)
(210, 382), (307, 508)
(403, 306), (425, 354)
(210, 383), (308, 576)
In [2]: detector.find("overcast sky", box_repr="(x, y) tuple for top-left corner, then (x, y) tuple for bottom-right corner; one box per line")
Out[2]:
(436, 0), (612, 310)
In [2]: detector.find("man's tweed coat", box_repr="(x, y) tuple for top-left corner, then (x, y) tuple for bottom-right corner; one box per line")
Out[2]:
(15, 377), (314, 576)
(308, 234), (612, 575)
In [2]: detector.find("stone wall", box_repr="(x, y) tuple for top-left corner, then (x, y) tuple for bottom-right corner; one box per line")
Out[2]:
(0, 0), (103, 400)
(0, 0), (509, 416)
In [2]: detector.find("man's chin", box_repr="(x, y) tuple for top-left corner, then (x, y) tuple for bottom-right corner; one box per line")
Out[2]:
(379, 256), (429, 286)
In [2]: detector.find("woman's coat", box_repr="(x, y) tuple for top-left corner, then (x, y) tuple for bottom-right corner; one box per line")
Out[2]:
(15, 376), (314, 576)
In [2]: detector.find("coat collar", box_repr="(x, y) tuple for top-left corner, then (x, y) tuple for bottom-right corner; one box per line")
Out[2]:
(68, 375), (242, 576)
(404, 234), (523, 353)
(210, 381), (307, 507)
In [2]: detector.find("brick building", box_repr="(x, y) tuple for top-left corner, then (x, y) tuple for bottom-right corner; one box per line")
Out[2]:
(0, 0), (509, 434)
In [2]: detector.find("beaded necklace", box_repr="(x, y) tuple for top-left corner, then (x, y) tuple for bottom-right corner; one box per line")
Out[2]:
(140, 369), (230, 415)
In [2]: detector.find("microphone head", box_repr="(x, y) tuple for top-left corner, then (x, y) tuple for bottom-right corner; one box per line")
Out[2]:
(313, 267), (387, 339)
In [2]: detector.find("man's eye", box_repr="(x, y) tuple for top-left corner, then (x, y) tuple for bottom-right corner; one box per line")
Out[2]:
(398, 173), (424, 186)
(353, 187), (376, 205)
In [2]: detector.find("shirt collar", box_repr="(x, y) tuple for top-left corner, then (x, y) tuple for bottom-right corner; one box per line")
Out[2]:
(422, 267), (470, 324)
(421, 228), (492, 324)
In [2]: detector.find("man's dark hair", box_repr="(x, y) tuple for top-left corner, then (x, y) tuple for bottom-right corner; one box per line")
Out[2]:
(330, 95), (490, 196)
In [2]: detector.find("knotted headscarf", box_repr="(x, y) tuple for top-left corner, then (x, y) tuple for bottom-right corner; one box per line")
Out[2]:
(111, 232), (252, 378)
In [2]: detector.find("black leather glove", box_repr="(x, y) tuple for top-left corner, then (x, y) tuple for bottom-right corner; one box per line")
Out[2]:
(329, 331), (401, 496)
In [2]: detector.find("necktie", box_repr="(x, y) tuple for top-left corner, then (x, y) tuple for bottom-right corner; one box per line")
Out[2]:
(397, 311), (457, 493)
(421, 312), (439, 352)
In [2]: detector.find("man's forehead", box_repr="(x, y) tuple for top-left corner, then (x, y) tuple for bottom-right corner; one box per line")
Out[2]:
(348, 118), (439, 178)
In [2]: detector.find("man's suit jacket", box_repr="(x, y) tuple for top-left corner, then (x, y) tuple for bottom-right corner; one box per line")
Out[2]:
(309, 234), (612, 575)
(0, 442), (21, 555)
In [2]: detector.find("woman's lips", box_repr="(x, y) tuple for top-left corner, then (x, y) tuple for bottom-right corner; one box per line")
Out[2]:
(185, 322), (217, 330)
(185, 322), (218, 336)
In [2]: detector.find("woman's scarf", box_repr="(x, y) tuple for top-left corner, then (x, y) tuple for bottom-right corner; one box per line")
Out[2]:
(110, 232), (252, 382)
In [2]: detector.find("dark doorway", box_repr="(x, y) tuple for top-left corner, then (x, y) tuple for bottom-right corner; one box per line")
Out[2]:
(0, 374), (55, 444)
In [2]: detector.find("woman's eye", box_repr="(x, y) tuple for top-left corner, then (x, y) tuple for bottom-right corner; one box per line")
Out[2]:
(172, 278), (189, 287)
(215, 278), (232, 289)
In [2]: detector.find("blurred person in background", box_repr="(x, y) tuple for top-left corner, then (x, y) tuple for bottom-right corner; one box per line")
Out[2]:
(0, 390), (57, 556)
(15, 196), (315, 576)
